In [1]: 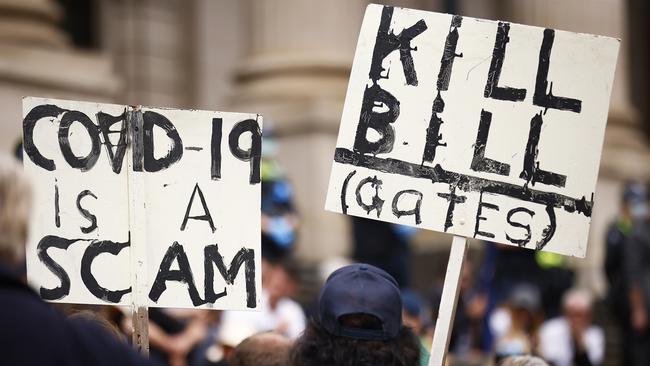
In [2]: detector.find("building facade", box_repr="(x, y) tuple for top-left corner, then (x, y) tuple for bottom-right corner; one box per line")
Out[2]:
(0, 0), (648, 299)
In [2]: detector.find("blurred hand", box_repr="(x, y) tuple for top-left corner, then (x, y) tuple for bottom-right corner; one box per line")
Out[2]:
(166, 339), (191, 365)
(186, 319), (208, 340)
(166, 319), (208, 366)
(467, 293), (487, 319)
(569, 320), (587, 352)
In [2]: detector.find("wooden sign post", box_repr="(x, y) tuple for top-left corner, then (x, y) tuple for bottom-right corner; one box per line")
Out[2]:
(126, 107), (149, 354)
(325, 4), (620, 364)
(22, 97), (263, 354)
(428, 236), (468, 366)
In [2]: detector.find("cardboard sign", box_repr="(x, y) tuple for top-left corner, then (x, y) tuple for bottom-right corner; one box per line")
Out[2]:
(325, 5), (619, 257)
(23, 97), (261, 310)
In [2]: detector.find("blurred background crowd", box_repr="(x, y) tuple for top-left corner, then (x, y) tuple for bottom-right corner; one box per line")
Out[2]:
(0, 0), (648, 365)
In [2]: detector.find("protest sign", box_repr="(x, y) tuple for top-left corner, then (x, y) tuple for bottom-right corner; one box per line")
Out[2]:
(325, 4), (619, 258)
(23, 97), (261, 311)
(325, 5), (619, 365)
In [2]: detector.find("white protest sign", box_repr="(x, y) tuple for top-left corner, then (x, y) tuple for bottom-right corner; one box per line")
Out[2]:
(325, 4), (619, 258)
(23, 97), (261, 310)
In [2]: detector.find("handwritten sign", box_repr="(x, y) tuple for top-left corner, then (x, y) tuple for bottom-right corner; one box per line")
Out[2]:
(325, 5), (619, 257)
(23, 97), (261, 309)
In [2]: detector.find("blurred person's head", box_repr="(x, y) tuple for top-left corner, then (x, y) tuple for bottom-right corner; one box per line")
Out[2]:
(0, 154), (31, 268)
(264, 258), (300, 307)
(290, 263), (420, 366)
(508, 283), (542, 332)
(218, 318), (257, 361)
(499, 355), (549, 366)
(621, 181), (648, 219)
(401, 289), (425, 334)
(230, 332), (291, 366)
(68, 310), (125, 341)
(562, 288), (594, 329)
(494, 284), (542, 361)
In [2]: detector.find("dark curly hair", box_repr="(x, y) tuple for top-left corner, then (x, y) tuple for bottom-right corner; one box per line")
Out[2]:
(289, 319), (421, 366)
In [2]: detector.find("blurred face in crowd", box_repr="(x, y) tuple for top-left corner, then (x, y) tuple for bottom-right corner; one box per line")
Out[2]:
(565, 300), (591, 331)
(231, 332), (291, 366)
(510, 306), (536, 332)
(621, 182), (649, 220)
(264, 263), (298, 306)
(402, 310), (422, 333)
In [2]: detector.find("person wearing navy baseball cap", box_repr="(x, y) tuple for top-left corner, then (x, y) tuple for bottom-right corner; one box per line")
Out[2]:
(290, 263), (421, 366)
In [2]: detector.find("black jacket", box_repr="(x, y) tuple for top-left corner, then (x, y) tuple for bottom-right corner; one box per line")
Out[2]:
(0, 263), (157, 366)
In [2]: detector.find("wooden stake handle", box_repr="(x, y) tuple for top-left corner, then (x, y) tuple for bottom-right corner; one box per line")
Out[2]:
(127, 107), (149, 355)
(428, 235), (469, 366)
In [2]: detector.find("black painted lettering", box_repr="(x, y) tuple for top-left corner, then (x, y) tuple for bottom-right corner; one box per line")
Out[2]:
(37, 235), (77, 300)
(422, 110), (446, 163)
(437, 186), (467, 232)
(533, 29), (582, 113)
(353, 84), (400, 155)
(76, 190), (98, 234)
(369, 6), (428, 85)
(148, 242), (205, 306)
(471, 110), (510, 176)
(437, 15), (463, 92)
(129, 109), (144, 172)
(484, 22), (527, 102)
(54, 179), (60, 228)
(333, 148), (593, 218)
(23, 104), (65, 171)
(505, 207), (535, 246)
(180, 183), (216, 233)
(58, 110), (101, 172)
(355, 176), (384, 218)
(142, 111), (183, 172)
(211, 118), (222, 180)
(474, 192), (499, 239)
(204, 244), (256, 308)
(519, 112), (566, 187)
(355, 6), (427, 156)
(228, 118), (262, 184)
(80, 239), (131, 303)
(422, 16), (463, 163)
(341, 170), (357, 214)
(96, 110), (128, 174)
(536, 205), (557, 250)
(391, 189), (423, 224)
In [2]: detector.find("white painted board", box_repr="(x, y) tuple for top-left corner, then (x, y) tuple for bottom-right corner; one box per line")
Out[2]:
(23, 97), (261, 309)
(325, 4), (620, 257)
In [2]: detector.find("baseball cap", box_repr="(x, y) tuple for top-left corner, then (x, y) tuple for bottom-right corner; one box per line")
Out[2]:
(318, 263), (402, 341)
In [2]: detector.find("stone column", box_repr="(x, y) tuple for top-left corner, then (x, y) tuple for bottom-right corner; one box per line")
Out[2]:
(97, 0), (194, 108)
(229, 0), (370, 261)
(0, 0), (119, 153)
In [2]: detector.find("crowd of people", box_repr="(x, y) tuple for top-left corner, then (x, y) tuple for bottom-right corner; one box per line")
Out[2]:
(2, 134), (650, 366)
(347, 224), (606, 366)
